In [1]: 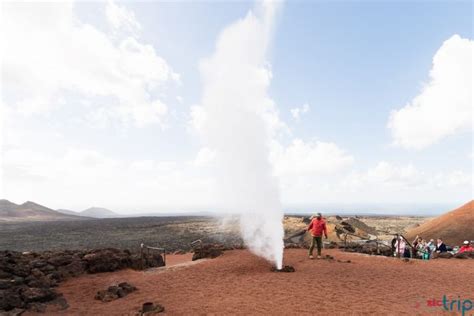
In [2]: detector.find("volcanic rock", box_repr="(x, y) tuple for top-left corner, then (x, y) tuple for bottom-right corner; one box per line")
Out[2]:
(138, 302), (165, 315)
(192, 244), (224, 261)
(95, 282), (137, 302)
(302, 217), (311, 224)
(454, 251), (474, 259)
(0, 249), (163, 313)
(436, 252), (453, 259)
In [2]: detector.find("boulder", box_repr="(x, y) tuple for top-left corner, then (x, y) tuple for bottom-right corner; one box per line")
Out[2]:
(138, 302), (165, 315)
(0, 289), (24, 310)
(0, 280), (12, 290)
(47, 254), (74, 267)
(57, 260), (86, 279)
(95, 282), (137, 302)
(20, 288), (57, 303)
(192, 244), (224, 261)
(340, 221), (356, 233)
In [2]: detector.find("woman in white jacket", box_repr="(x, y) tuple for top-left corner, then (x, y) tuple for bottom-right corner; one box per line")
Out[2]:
(394, 236), (406, 257)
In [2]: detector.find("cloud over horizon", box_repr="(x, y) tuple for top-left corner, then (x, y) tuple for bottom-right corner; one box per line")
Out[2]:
(0, 2), (471, 212)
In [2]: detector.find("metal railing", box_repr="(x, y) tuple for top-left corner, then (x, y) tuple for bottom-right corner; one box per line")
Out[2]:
(190, 239), (203, 252)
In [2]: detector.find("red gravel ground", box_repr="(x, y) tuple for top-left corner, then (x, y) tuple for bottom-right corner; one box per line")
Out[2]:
(35, 249), (474, 315)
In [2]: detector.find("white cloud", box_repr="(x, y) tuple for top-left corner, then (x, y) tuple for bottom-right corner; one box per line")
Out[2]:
(2, 1), (178, 128)
(270, 139), (353, 177)
(342, 161), (471, 192)
(0, 102), (4, 197)
(290, 103), (310, 120)
(432, 170), (471, 188)
(388, 34), (473, 149)
(193, 147), (216, 167)
(106, 0), (141, 34)
(2, 146), (214, 211)
(366, 162), (423, 186)
(189, 105), (207, 134)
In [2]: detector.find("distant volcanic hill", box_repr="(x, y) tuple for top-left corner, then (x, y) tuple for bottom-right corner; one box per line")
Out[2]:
(80, 207), (119, 218)
(56, 209), (80, 216)
(0, 200), (87, 222)
(406, 200), (474, 246)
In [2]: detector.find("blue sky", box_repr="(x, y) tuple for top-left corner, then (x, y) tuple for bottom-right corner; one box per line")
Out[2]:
(1, 0), (472, 214)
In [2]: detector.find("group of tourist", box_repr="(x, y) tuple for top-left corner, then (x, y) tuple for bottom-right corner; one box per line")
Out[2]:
(392, 235), (473, 259)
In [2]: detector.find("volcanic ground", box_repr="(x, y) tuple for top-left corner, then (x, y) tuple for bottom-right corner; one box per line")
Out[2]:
(27, 248), (474, 315)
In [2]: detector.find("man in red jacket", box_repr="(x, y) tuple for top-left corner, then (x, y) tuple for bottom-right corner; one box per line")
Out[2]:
(307, 212), (328, 259)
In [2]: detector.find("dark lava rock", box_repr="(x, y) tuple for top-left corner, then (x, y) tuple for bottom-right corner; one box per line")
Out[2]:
(83, 249), (123, 273)
(302, 217), (311, 224)
(436, 252), (453, 259)
(0, 280), (12, 290)
(20, 287), (57, 303)
(335, 215), (343, 221)
(47, 254), (74, 267)
(139, 302), (165, 315)
(340, 241), (392, 257)
(454, 251), (474, 259)
(340, 221), (356, 233)
(57, 260), (86, 279)
(271, 265), (295, 273)
(0, 271), (12, 279)
(0, 307), (25, 316)
(192, 244), (224, 261)
(26, 302), (47, 313)
(0, 290), (24, 310)
(118, 282), (137, 294)
(95, 282), (137, 302)
(0, 249), (163, 313)
(95, 290), (118, 303)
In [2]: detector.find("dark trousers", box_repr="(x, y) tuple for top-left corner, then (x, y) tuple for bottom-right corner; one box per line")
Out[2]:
(309, 236), (323, 256)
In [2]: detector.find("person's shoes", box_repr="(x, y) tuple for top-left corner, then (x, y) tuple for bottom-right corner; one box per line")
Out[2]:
(317, 255), (321, 259)
(309, 255), (314, 259)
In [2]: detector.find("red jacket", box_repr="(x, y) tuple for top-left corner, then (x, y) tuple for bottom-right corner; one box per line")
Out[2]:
(307, 218), (328, 237)
(459, 245), (473, 253)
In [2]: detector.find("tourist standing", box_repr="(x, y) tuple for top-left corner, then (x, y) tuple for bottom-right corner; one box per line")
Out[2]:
(306, 212), (328, 259)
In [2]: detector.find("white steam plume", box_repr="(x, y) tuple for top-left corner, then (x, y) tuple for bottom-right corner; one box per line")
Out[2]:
(197, 1), (284, 268)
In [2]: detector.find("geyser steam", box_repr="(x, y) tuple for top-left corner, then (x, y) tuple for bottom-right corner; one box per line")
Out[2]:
(197, 2), (284, 268)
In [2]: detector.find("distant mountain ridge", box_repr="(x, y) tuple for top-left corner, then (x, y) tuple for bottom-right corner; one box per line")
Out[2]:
(80, 207), (118, 218)
(56, 209), (80, 216)
(0, 200), (87, 222)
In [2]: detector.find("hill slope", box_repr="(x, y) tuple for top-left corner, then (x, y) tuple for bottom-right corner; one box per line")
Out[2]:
(406, 200), (474, 246)
(0, 200), (86, 222)
(57, 209), (80, 216)
(80, 207), (118, 218)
